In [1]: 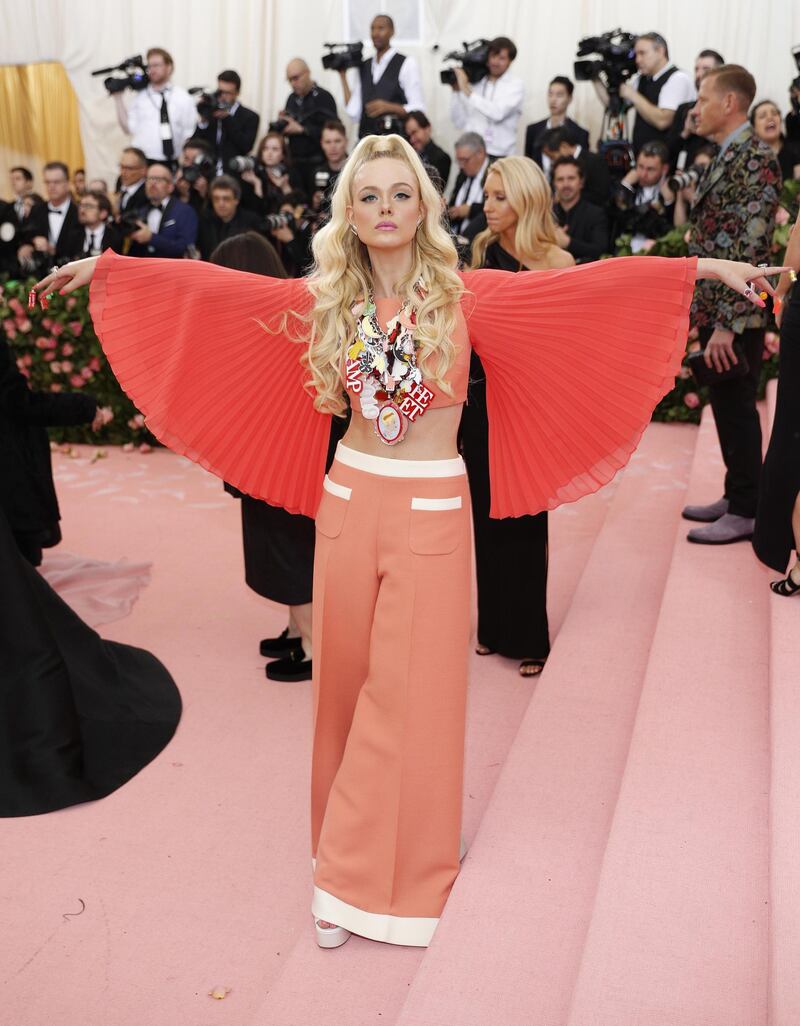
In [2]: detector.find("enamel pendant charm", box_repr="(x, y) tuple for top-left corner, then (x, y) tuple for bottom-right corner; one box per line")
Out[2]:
(374, 403), (408, 445)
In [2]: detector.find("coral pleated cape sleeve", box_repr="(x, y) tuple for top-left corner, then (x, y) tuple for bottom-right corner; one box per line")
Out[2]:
(459, 255), (698, 518)
(89, 251), (331, 517)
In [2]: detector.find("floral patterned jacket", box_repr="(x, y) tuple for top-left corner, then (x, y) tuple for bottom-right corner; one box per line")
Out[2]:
(688, 124), (781, 334)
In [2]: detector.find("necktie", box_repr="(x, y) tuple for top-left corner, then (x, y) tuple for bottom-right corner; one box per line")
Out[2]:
(86, 232), (95, 255)
(160, 94), (174, 160)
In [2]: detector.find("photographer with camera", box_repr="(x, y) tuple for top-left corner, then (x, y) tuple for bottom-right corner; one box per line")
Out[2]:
(126, 163), (198, 258)
(666, 49), (724, 170)
(668, 142), (716, 225)
(194, 70), (260, 177)
(113, 48), (197, 164)
(74, 192), (121, 258)
(593, 33), (695, 156)
(682, 65), (782, 545)
(525, 77), (590, 169)
(551, 156), (609, 263)
(448, 132), (490, 235)
(176, 138), (216, 214)
(540, 126), (611, 207)
(339, 14), (425, 138)
(612, 139), (674, 251)
(197, 175), (263, 260)
(277, 59), (338, 195)
(404, 110), (451, 188)
(237, 132), (307, 216)
(310, 120), (349, 219)
(116, 147), (149, 216)
(267, 191), (316, 277)
(449, 36), (524, 159)
(17, 162), (81, 273)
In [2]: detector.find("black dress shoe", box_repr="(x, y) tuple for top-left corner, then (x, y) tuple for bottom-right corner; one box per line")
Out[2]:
(260, 627), (303, 659)
(265, 648), (312, 682)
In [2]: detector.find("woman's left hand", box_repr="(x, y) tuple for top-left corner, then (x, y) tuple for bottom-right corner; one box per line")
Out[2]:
(702, 259), (791, 308)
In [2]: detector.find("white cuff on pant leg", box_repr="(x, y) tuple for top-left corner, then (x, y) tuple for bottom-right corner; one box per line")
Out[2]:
(311, 886), (439, 947)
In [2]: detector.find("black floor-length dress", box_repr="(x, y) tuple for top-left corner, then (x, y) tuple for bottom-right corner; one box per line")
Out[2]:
(460, 242), (550, 661)
(0, 507), (181, 817)
(754, 280), (800, 572)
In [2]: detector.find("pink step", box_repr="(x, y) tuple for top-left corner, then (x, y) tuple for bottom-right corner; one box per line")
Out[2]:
(396, 423), (695, 1026)
(565, 408), (771, 1024)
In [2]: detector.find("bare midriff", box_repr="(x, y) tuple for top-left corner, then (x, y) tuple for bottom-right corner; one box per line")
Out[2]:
(342, 402), (464, 460)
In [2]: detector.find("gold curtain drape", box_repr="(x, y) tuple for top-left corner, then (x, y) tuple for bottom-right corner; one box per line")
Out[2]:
(0, 62), (85, 191)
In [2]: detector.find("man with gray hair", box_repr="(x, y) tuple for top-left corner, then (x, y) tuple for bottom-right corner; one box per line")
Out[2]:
(447, 132), (489, 235)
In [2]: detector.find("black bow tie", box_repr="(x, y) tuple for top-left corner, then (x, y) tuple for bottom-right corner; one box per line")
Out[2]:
(48, 207), (63, 214)
(149, 201), (165, 210)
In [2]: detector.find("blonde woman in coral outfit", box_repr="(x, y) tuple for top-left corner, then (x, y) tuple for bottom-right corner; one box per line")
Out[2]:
(35, 134), (786, 950)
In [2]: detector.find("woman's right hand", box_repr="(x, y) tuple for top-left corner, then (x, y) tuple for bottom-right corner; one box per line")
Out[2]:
(34, 256), (99, 297)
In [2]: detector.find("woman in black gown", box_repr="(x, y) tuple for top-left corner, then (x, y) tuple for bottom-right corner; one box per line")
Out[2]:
(461, 157), (574, 675)
(754, 221), (800, 594)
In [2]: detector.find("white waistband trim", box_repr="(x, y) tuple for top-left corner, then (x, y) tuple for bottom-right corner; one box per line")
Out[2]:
(312, 886), (438, 947)
(334, 442), (465, 479)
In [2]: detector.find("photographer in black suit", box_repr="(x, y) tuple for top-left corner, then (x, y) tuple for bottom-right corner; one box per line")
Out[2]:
(75, 192), (121, 258)
(540, 127), (611, 208)
(197, 175), (263, 260)
(116, 147), (149, 216)
(551, 156), (608, 263)
(667, 49), (725, 169)
(525, 77), (590, 170)
(195, 70), (260, 176)
(405, 110), (451, 187)
(279, 59), (338, 196)
(17, 162), (81, 272)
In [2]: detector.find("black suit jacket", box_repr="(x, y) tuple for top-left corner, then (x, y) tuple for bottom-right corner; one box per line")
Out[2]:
(448, 170), (486, 229)
(666, 101), (716, 170)
(576, 150), (612, 209)
(73, 223), (123, 259)
(525, 117), (590, 165)
(195, 104), (260, 172)
(553, 197), (609, 263)
(22, 199), (82, 263)
(420, 140), (452, 189)
(127, 196), (198, 258)
(118, 180), (148, 216)
(198, 207), (264, 260)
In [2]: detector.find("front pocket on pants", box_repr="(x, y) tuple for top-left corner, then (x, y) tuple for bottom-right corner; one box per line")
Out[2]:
(408, 495), (463, 555)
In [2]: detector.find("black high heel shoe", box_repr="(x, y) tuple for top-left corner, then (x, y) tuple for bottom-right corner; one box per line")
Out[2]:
(770, 572), (800, 597)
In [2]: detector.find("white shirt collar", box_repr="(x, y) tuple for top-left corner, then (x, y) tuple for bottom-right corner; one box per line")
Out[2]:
(49, 198), (71, 213)
(651, 63), (674, 81)
(374, 45), (396, 66)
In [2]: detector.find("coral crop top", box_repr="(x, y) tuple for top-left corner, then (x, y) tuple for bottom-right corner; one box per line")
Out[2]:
(372, 297), (470, 408)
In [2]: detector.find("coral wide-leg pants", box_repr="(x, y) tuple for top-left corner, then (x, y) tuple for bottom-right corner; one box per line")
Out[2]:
(310, 443), (472, 946)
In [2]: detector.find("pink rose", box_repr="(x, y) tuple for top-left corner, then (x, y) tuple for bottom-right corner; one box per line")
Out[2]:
(19, 367), (30, 379)
(88, 356), (101, 371)
(51, 323), (65, 336)
(68, 320), (83, 335)
(43, 350), (56, 362)
(60, 342), (73, 356)
(50, 382), (62, 392)
(41, 317), (53, 330)
(3, 318), (16, 333)
(35, 337), (48, 349)
(684, 392), (700, 409)
(16, 318), (32, 333)
(66, 297), (77, 310)
(44, 337), (58, 349)
(69, 374), (84, 387)
(16, 358), (26, 371)
(21, 354), (32, 367)
(8, 298), (23, 315)
(60, 360), (73, 373)
(81, 366), (93, 380)
(51, 361), (62, 373)
(4, 325), (16, 340)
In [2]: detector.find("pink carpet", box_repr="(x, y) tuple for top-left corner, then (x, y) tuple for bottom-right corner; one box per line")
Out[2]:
(2, 419), (788, 1026)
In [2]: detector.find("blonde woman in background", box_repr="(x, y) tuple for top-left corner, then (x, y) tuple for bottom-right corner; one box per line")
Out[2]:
(463, 157), (573, 678)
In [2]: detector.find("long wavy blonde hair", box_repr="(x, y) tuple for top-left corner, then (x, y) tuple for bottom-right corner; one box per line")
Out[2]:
(470, 156), (560, 269)
(300, 134), (463, 416)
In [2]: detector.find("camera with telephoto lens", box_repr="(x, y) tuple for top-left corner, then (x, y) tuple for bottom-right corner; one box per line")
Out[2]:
(439, 39), (490, 86)
(321, 42), (364, 72)
(92, 55), (149, 94)
(667, 164), (706, 193)
(574, 29), (637, 91)
(117, 210), (147, 237)
(182, 153), (216, 185)
(264, 209), (318, 233)
(268, 162), (288, 180)
(314, 170), (331, 190)
(190, 87), (233, 121)
(229, 155), (256, 173)
(269, 118), (289, 133)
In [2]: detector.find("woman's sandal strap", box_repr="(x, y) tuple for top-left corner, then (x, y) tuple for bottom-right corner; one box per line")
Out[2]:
(519, 659), (546, 676)
(771, 573), (800, 597)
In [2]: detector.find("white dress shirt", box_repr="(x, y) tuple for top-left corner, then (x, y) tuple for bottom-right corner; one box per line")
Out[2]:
(629, 65), (696, 111)
(47, 198), (71, 244)
(127, 84), (198, 160)
(450, 70), (525, 157)
(83, 223), (106, 255)
(146, 200), (168, 234)
(345, 47), (426, 120)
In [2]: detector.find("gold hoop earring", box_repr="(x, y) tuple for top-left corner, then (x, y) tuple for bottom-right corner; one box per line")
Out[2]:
(349, 223), (358, 236)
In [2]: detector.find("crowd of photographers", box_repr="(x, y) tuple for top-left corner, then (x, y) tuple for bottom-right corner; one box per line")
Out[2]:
(2, 18), (800, 280)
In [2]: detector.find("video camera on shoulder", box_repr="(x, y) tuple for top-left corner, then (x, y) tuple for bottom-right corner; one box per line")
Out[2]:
(439, 39), (490, 86)
(321, 42), (364, 72)
(574, 29), (637, 93)
(92, 55), (149, 94)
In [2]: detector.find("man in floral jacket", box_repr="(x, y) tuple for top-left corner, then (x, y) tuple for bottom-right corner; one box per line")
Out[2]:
(683, 64), (781, 544)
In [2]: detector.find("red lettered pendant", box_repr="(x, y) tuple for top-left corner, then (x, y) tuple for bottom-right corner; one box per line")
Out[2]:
(374, 402), (408, 445)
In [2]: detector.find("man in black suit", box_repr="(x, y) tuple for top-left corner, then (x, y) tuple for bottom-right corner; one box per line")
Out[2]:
(525, 76), (590, 170)
(404, 110), (451, 188)
(116, 147), (149, 217)
(197, 175), (264, 260)
(17, 162), (81, 270)
(127, 163), (198, 258)
(540, 127), (611, 209)
(195, 69), (260, 177)
(74, 192), (121, 258)
(448, 132), (490, 237)
(551, 156), (609, 263)
(280, 58), (338, 195)
(666, 49), (724, 170)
